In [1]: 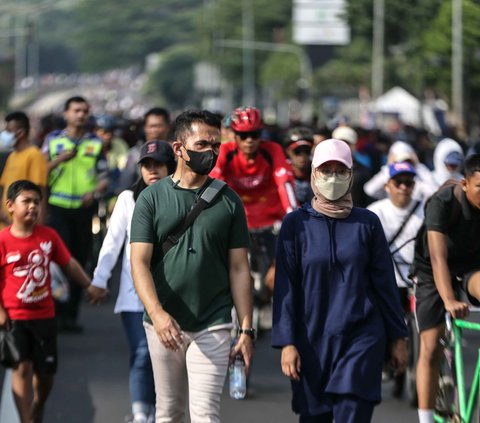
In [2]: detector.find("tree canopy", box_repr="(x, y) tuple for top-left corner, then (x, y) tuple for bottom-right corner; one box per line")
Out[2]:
(2, 0), (480, 122)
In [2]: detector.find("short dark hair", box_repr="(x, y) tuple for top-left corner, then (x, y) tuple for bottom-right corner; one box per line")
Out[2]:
(7, 180), (42, 202)
(465, 154), (480, 179)
(173, 110), (221, 143)
(144, 107), (170, 125)
(64, 96), (89, 111)
(5, 111), (30, 136)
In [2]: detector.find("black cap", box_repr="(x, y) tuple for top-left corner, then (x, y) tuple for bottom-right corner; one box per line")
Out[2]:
(138, 140), (175, 165)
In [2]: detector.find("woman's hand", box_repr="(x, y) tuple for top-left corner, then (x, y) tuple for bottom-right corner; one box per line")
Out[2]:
(281, 345), (301, 381)
(390, 338), (407, 376)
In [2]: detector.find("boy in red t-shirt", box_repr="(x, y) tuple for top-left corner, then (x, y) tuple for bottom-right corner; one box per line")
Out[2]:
(0, 180), (101, 423)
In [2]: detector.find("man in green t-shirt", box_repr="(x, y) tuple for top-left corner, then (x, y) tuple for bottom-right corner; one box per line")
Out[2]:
(130, 110), (253, 422)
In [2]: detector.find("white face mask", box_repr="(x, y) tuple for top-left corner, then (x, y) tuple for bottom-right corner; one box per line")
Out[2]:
(0, 130), (15, 150)
(313, 173), (352, 201)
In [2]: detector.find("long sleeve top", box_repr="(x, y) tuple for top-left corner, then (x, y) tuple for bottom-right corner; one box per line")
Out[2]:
(272, 203), (407, 415)
(92, 190), (143, 313)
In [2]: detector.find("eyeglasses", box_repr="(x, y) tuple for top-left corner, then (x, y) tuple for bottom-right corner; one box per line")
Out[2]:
(391, 178), (415, 188)
(291, 146), (312, 156)
(317, 166), (351, 179)
(236, 130), (261, 140)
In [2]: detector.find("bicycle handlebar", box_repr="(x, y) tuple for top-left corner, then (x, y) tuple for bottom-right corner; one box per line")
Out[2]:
(445, 310), (480, 332)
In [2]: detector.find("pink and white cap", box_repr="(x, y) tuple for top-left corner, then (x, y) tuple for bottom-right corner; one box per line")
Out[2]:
(312, 139), (353, 169)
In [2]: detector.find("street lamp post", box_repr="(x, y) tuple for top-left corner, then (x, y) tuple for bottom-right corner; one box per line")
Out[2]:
(242, 0), (255, 106)
(372, 0), (385, 100)
(452, 0), (464, 132)
(215, 39), (313, 122)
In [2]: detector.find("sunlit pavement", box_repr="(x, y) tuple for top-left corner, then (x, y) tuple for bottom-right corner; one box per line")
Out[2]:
(4, 292), (479, 422)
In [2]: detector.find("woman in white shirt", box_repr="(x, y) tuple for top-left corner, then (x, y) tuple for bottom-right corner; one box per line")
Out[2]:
(91, 140), (175, 423)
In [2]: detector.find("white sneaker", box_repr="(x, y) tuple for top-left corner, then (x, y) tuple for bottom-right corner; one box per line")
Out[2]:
(132, 413), (148, 423)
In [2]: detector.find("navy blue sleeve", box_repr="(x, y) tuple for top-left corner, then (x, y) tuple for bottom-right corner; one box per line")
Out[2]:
(368, 214), (408, 341)
(272, 214), (299, 348)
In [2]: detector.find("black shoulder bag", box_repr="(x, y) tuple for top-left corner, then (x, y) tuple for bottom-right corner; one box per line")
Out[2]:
(388, 200), (422, 247)
(388, 200), (422, 286)
(161, 178), (227, 256)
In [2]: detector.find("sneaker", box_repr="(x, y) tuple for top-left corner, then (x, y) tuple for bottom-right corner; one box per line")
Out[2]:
(131, 413), (148, 423)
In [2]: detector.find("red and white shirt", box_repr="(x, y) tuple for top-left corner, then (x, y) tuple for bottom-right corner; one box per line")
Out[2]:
(0, 225), (71, 320)
(210, 140), (297, 229)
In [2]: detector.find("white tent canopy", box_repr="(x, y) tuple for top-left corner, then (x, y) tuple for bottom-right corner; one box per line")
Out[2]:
(372, 86), (442, 135)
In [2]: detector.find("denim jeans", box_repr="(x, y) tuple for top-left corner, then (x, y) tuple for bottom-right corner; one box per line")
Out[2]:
(121, 312), (155, 411)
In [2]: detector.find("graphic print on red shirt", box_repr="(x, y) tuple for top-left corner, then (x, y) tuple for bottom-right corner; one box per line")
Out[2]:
(0, 225), (71, 320)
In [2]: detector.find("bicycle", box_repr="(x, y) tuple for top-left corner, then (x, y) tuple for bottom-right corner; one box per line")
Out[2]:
(434, 312), (480, 422)
(247, 226), (277, 336)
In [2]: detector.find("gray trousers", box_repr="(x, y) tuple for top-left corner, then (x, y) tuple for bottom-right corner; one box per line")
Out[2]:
(144, 323), (231, 423)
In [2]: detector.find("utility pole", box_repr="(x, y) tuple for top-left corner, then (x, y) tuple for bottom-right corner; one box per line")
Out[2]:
(452, 0), (464, 131)
(372, 0), (384, 99)
(215, 39), (313, 122)
(242, 0), (255, 106)
(14, 15), (26, 89)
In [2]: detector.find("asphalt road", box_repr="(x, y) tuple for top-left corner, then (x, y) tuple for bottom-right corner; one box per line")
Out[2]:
(2, 295), (479, 422)
(50, 299), (419, 423)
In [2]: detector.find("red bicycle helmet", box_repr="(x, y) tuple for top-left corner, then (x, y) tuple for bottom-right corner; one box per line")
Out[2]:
(230, 107), (263, 132)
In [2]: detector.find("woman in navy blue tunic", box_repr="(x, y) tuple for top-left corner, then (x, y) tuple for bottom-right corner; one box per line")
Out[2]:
(272, 139), (408, 423)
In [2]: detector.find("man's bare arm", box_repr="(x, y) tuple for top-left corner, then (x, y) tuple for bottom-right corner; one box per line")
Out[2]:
(428, 230), (469, 318)
(229, 247), (254, 371)
(130, 242), (182, 351)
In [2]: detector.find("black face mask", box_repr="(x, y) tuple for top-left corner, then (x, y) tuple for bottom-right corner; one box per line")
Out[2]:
(185, 149), (218, 175)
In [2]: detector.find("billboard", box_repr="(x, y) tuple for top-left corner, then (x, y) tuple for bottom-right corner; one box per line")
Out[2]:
(293, 0), (350, 45)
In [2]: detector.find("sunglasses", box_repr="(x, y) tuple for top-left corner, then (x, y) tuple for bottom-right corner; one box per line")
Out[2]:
(236, 130), (261, 140)
(291, 146), (312, 156)
(392, 178), (415, 188)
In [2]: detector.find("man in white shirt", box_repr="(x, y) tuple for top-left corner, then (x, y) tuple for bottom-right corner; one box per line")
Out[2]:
(368, 161), (424, 398)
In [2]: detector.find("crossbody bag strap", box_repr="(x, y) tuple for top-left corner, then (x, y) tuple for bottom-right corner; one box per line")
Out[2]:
(388, 200), (422, 247)
(161, 179), (227, 256)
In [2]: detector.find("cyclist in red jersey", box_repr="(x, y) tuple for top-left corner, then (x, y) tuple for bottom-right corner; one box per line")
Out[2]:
(210, 107), (297, 331)
(210, 107), (297, 229)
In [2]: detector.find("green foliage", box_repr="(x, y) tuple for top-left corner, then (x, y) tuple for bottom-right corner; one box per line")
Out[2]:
(259, 52), (300, 100)
(207, 0), (292, 88)
(421, 0), (480, 101)
(5, 0), (480, 120)
(70, 0), (201, 72)
(313, 39), (371, 98)
(145, 44), (196, 110)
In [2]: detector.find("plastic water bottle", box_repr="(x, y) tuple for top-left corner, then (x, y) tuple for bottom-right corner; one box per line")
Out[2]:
(229, 354), (247, 399)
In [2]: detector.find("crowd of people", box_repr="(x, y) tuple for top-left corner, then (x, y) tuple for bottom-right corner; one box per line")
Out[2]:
(0, 97), (479, 423)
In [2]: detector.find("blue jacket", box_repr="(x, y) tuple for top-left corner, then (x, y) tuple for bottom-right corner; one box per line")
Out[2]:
(272, 203), (408, 415)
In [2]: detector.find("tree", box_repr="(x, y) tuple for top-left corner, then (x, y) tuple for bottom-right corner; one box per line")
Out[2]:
(421, 0), (480, 107)
(205, 0), (292, 100)
(259, 51), (301, 100)
(145, 44), (196, 110)
(71, 0), (201, 71)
